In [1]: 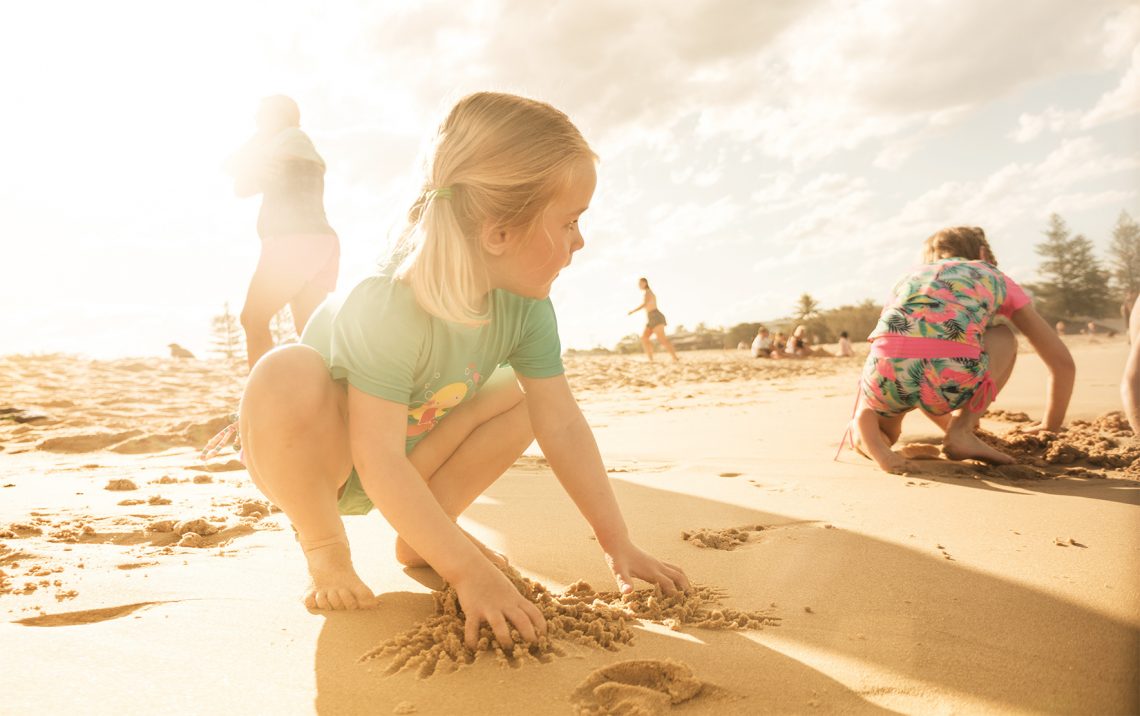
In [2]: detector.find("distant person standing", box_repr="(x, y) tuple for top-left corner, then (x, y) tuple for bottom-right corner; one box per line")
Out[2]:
(628, 278), (679, 362)
(226, 95), (340, 370)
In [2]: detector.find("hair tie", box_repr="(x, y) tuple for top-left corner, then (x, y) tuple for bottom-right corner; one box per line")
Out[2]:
(426, 186), (453, 202)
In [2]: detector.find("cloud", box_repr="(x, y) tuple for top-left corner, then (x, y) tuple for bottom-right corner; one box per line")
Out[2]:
(1009, 107), (1083, 143)
(1082, 44), (1140, 128)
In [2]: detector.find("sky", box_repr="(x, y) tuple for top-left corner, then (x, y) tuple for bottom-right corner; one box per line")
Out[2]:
(1, 0), (1138, 358)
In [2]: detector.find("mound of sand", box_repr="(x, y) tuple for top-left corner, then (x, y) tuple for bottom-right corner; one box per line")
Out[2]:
(680, 524), (765, 550)
(978, 411), (1139, 478)
(360, 564), (778, 678)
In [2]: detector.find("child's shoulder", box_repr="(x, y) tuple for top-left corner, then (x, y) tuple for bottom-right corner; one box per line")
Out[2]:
(340, 273), (425, 321)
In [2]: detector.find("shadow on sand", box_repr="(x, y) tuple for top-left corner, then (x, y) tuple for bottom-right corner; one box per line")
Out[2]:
(313, 470), (1139, 714)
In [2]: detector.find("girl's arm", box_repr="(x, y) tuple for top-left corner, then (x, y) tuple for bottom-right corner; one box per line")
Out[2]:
(1121, 296), (1140, 434)
(1010, 305), (1075, 431)
(346, 386), (545, 649)
(516, 373), (689, 595)
(628, 290), (650, 315)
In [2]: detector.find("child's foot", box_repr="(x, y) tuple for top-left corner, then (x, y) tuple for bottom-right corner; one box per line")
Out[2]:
(395, 528), (509, 571)
(942, 432), (1016, 465)
(851, 422), (908, 474)
(300, 538), (377, 610)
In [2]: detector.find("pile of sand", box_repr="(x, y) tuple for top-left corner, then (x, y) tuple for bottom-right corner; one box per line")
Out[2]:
(978, 411), (1139, 478)
(361, 564), (778, 678)
(680, 524), (765, 550)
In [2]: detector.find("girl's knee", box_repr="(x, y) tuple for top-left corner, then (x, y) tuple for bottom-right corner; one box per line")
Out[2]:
(244, 345), (337, 420)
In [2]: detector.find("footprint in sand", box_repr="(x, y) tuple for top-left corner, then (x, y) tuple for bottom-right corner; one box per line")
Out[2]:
(717, 471), (742, 478)
(571, 659), (711, 715)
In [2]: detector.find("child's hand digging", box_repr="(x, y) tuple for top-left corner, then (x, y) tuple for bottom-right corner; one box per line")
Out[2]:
(454, 565), (546, 651)
(604, 540), (690, 596)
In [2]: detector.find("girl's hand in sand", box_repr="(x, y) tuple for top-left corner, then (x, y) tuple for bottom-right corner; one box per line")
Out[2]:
(604, 542), (690, 596)
(453, 567), (546, 651)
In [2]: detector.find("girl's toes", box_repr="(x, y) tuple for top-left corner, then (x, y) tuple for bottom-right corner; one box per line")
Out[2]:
(337, 589), (359, 610)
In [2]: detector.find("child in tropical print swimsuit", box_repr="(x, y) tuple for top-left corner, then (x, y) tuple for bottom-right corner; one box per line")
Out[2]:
(851, 226), (1075, 474)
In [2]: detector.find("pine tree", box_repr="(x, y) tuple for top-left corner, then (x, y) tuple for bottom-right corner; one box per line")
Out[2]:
(210, 302), (246, 365)
(1108, 210), (1140, 302)
(1028, 214), (1111, 319)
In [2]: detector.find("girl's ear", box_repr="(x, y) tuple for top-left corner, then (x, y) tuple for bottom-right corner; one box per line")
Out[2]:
(480, 224), (514, 256)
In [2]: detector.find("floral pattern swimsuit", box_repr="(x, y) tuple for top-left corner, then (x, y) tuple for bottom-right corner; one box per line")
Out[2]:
(860, 259), (1031, 418)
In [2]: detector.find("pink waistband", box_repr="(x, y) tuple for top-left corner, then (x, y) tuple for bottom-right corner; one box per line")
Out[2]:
(869, 335), (981, 360)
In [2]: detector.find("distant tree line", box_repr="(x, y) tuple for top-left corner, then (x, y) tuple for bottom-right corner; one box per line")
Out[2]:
(1028, 210), (1139, 322)
(607, 210), (1140, 354)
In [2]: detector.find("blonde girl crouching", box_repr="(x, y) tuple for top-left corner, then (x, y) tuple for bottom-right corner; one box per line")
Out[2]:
(238, 92), (690, 651)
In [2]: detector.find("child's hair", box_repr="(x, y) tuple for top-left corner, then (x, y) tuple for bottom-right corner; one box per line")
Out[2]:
(839, 330), (849, 339)
(639, 277), (650, 289)
(393, 92), (596, 324)
(921, 226), (998, 265)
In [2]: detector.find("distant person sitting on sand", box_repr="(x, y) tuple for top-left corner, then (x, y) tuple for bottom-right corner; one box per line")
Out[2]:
(838, 331), (854, 357)
(849, 226), (1075, 474)
(235, 93), (688, 648)
(751, 327), (774, 358)
(769, 331), (789, 359)
(226, 95), (340, 371)
(785, 325), (811, 357)
(1055, 320), (1066, 336)
(1122, 295), (1140, 433)
(628, 278), (679, 362)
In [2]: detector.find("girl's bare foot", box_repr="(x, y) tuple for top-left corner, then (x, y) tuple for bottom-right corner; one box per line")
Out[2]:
(942, 432), (1016, 464)
(300, 537), (377, 610)
(395, 528), (510, 571)
(851, 422), (908, 474)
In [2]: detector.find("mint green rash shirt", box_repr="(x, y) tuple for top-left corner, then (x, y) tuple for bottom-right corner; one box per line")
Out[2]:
(300, 272), (564, 513)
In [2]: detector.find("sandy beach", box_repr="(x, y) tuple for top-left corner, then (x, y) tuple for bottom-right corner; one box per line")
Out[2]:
(1, 337), (1138, 714)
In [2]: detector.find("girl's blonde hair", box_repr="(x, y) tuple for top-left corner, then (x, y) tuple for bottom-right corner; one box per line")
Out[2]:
(921, 226), (998, 266)
(393, 92), (596, 324)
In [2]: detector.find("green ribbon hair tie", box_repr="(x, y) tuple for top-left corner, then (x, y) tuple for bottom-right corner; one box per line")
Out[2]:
(426, 186), (453, 201)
